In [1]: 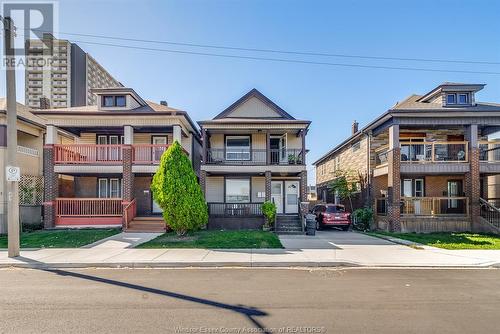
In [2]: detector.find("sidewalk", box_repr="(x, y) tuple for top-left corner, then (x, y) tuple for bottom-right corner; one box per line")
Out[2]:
(2, 231), (500, 268)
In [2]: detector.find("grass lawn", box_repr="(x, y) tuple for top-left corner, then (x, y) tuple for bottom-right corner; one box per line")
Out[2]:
(368, 231), (500, 250)
(0, 228), (121, 249)
(137, 230), (283, 249)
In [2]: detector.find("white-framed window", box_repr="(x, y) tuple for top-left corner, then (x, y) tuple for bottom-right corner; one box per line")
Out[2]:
(98, 178), (122, 198)
(225, 179), (250, 203)
(102, 95), (126, 107)
(446, 94), (457, 104)
(458, 93), (469, 104)
(225, 136), (250, 161)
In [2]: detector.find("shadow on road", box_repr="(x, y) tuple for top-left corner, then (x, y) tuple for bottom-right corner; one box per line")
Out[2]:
(16, 256), (270, 333)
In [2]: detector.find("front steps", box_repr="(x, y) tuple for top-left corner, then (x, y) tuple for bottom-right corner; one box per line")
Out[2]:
(275, 215), (303, 235)
(126, 216), (167, 233)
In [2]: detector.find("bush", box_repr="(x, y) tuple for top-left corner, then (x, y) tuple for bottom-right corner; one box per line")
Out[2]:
(22, 222), (44, 233)
(352, 207), (373, 231)
(151, 141), (208, 236)
(261, 201), (277, 228)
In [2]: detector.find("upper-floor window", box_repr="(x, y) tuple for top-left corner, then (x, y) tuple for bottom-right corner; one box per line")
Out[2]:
(225, 136), (250, 161)
(102, 95), (126, 107)
(351, 141), (360, 152)
(446, 93), (470, 105)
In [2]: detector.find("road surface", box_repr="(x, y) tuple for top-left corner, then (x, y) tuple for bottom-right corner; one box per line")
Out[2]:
(1, 268), (500, 333)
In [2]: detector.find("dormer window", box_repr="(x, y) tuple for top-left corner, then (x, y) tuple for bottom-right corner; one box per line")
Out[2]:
(446, 92), (470, 105)
(446, 94), (457, 104)
(458, 93), (469, 104)
(102, 95), (126, 107)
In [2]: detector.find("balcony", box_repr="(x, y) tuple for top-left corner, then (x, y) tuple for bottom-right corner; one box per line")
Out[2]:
(55, 198), (123, 226)
(54, 145), (123, 165)
(206, 149), (304, 165)
(376, 197), (469, 216)
(208, 203), (263, 216)
(132, 144), (170, 164)
(400, 141), (468, 163)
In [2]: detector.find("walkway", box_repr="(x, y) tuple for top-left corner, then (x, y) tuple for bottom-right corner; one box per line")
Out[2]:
(83, 232), (162, 249)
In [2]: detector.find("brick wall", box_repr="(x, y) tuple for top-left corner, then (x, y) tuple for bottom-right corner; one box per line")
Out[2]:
(43, 146), (57, 228)
(423, 175), (465, 197)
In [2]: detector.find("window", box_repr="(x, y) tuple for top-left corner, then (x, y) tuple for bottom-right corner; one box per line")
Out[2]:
(102, 95), (127, 107)
(225, 136), (250, 160)
(351, 141), (360, 152)
(98, 178), (122, 198)
(458, 93), (469, 104)
(446, 94), (456, 104)
(225, 179), (250, 203)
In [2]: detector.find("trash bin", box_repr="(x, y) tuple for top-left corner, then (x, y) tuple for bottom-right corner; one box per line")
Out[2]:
(305, 214), (316, 236)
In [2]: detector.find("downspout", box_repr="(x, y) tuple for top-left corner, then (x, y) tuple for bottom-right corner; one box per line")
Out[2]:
(362, 130), (372, 208)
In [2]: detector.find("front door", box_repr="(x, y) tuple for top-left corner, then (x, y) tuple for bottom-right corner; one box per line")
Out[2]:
(152, 136), (167, 163)
(271, 181), (283, 214)
(285, 180), (299, 214)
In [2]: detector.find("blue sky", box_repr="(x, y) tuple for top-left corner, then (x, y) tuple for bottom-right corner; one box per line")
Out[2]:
(2, 0), (500, 184)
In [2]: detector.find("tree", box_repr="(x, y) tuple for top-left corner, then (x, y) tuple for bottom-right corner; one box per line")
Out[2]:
(150, 141), (208, 235)
(328, 169), (359, 211)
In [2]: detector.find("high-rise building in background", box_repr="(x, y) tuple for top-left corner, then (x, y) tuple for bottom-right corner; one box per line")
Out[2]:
(25, 34), (122, 109)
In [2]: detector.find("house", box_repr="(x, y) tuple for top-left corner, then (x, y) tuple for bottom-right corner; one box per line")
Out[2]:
(198, 89), (310, 232)
(314, 83), (500, 233)
(34, 87), (201, 232)
(0, 99), (46, 233)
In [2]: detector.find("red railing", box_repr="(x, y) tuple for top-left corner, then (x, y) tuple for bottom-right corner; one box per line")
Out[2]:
(133, 144), (170, 164)
(55, 198), (123, 217)
(123, 199), (137, 229)
(54, 144), (123, 164)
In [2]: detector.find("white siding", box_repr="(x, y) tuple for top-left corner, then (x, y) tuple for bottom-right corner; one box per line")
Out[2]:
(226, 96), (282, 118)
(206, 176), (224, 202)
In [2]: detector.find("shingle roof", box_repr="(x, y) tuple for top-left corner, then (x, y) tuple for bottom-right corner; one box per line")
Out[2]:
(392, 94), (500, 112)
(0, 98), (46, 127)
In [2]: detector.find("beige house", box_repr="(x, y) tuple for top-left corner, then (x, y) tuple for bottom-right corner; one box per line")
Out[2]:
(315, 83), (500, 234)
(34, 87), (201, 232)
(199, 89), (310, 232)
(0, 99), (46, 233)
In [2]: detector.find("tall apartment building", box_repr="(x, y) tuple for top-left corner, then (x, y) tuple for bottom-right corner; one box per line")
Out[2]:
(25, 34), (121, 109)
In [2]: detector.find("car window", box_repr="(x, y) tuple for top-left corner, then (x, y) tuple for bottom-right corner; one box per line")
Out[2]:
(326, 205), (345, 213)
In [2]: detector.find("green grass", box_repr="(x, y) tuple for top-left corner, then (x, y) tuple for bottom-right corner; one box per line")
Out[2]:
(0, 228), (121, 249)
(137, 230), (283, 249)
(368, 231), (500, 250)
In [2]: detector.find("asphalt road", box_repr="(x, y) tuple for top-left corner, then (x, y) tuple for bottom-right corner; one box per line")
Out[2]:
(1, 268), (500, 334)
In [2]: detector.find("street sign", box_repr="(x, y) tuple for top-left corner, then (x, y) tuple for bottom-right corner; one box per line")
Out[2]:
(6, 166), (20, 182)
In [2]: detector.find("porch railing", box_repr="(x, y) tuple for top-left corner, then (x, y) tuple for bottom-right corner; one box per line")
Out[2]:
(206, 149), (303, 165)
(54, 144), (123, 164)
(208, 203), (263, 216)
(400, 141), (468, 163)
(479, 198), (500, 229)
(55, 198), (123, 217)
(479, 141), (500, 162)
(123, 199), (137, 229)
(375, 146), (388, 167)
(17, 145), (39, 157)
(133, 144), (170, 164)
(400, 197), (468, 216)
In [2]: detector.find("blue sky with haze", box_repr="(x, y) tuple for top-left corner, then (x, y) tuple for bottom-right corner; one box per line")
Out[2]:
(2, 0), (500, 184)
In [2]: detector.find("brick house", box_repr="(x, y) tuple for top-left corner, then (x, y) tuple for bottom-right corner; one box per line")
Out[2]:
(314, 83), (500, 233)
(198, 89), (310, 232)
(34, 87), (201, 232)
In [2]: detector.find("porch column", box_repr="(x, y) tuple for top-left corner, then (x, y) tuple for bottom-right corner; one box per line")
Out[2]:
(43, 125), (59, 228)
(301, 129), (306, 164)
(266, 131), (271, 164)
(466, 124), (481, 230)
(300, 170), (307, 202)
(122, 125), (134, 215)
(200, 170), (207, 198)
(201, 128), (207, 163)
(265, 171), (272, 202)
(387, 124), (401, 232)
(173, 125), (182, 143)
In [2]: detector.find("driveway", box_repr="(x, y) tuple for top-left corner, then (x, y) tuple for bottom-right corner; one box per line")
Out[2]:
(278, 230), (394, 249)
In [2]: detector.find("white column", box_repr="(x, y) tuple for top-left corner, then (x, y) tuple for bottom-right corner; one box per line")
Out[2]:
(124, 125), (134, 145)
(46, 125), (58, 145)
(173, 125), (182, 143)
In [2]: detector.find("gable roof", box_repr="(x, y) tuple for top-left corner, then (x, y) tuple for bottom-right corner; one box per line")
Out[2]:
(213, 88), (295, 120)
(0, 98), (46, 128)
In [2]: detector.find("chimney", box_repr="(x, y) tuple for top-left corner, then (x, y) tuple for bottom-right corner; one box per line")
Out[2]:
(39, 97), (51, 109)
(160, 100), (168, 106)
(352, 120), (359, 135)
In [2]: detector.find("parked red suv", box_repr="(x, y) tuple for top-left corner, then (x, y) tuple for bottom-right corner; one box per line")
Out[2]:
(311, 204), (351, 231)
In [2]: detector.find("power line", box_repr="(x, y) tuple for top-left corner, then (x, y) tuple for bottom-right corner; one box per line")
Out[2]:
(55, 38), (500, 75)
(32, 29), (500, 66)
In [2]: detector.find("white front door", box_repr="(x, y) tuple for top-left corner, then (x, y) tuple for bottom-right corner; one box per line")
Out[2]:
(285, 180), (299, 214)
(271, 181), (283, 214)
(279, 133), (287, 163)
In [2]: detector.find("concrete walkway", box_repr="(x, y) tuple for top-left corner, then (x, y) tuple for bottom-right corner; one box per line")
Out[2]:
(2, 232), (500, 268)
(83, 232), (162, 249)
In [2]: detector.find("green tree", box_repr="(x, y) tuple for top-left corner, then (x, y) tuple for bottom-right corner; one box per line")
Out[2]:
(151, 141), (208, 235)
(329, 169), (359, 211)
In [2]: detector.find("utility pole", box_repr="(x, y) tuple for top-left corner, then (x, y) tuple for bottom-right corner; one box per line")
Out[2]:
(3, 16), (20, 257)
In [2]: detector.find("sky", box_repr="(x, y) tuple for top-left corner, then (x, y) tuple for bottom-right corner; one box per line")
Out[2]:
(1, 0), (500, 185)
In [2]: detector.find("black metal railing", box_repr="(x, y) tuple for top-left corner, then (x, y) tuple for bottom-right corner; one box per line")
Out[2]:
(208, 203), (263, 216)
(480, 198), (500, 229)
(206, 148), (304, 165)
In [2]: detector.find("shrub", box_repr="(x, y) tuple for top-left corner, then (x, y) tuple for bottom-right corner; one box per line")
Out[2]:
(151, 141), (208, 236)
(352, 207), (373, 231)
(261, 201), (277, 228)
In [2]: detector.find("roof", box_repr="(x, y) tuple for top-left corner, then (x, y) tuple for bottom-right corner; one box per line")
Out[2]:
(392, 94), (500, 112)
(0, 98), (46, 128)
(417, 82), (485, 102)
(90, 87), (146, 105)
(212, 88), (295, 120)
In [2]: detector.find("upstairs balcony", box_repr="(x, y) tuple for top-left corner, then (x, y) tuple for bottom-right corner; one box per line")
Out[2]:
(206, 148), (304, 165)
(400, 141), (468, 163)
(53, 144), (171, 165)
